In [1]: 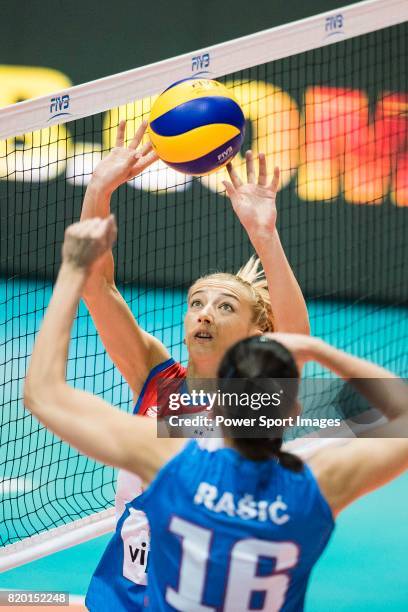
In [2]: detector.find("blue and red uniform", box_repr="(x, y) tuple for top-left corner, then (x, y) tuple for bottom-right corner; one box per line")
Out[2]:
(86, 358), (186, 612)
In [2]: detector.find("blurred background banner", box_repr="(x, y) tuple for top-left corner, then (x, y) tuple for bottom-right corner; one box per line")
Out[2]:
(0, 0), (406, 303)
(1, 0), (366, 82)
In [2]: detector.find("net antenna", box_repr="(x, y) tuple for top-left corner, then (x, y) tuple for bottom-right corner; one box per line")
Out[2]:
(1, 0), (407, 570)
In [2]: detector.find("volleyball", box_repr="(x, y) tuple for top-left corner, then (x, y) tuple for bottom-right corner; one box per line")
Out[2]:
(148, 78), (245, 175)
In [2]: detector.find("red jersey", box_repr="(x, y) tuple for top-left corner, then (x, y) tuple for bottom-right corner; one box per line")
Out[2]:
(133, 358), (187, 417)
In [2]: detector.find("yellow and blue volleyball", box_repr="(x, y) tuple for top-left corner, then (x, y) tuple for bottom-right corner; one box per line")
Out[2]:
(148, 78), (245, 175)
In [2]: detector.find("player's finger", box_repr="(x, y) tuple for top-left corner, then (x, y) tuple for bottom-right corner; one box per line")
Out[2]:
(222, 180), (235, 199)
(94, 219), (116, 252)
(131, 150), (159, 175)
(258, 153), (268, 186)
(270, 166), (280, 193)
(91, 215), (111, 240)
(87, 218), (107, 239)
(246, 151), (256, 184)
(227, 162), (242, 188)
(69, 218), (101, 238)
(129, 120), (148, 150)
(96, 216), (116, 250)
(138, 140), (153, 156)
(115, 120), (126, 148)
(81, 218), (101, 231)
(72, 219), (97, 239)
(65, 220), (80, 234)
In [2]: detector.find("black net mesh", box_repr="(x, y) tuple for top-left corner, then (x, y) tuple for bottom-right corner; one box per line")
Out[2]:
(0, 22), (407, 546)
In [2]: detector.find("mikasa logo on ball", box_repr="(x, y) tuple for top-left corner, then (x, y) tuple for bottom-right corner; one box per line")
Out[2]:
(217, 146), (233, 162)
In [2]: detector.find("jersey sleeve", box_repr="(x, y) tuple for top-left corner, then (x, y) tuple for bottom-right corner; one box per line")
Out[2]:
(133, 359), (187, 416)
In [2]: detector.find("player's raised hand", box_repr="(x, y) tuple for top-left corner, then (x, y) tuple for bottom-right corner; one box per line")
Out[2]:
(92, 120), (159, 193)
(223, 152), (280, 241)
(264, 333), (319, 362)
(263, 333), (323, 373)
(62, 216), (117, 270)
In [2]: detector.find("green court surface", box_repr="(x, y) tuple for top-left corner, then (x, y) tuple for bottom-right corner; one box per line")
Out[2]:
(1, 279), (407, 609)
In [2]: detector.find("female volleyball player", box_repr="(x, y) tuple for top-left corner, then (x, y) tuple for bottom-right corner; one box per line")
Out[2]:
(79, 120), (310, 608)
(24, 215), (408, 611)
(80, 120), (309, 400)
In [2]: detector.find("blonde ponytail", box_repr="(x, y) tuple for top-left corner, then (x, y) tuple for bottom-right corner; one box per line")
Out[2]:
(236, 255), (274, 332)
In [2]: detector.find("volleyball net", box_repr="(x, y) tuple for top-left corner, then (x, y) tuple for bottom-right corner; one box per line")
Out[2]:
(1, 0), (407, 570)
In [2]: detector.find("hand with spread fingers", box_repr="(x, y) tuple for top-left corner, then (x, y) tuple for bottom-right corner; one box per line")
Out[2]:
(92, 120), (158, 194)
(223, 152), (279, 240)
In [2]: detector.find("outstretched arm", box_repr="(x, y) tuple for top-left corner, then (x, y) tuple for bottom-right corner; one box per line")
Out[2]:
(223, 154), (309, 335)
(24, 217), (182, 483)
(270, 333), (408, 516)
(80, 121), (170, 398)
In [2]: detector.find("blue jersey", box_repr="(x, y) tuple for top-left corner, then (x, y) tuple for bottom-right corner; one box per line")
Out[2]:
(135, 440), (334, 611)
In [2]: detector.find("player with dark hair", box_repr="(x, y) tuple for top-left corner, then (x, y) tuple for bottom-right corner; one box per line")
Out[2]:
(24, 216), (408, 611)
(79, 120), (310, 609)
